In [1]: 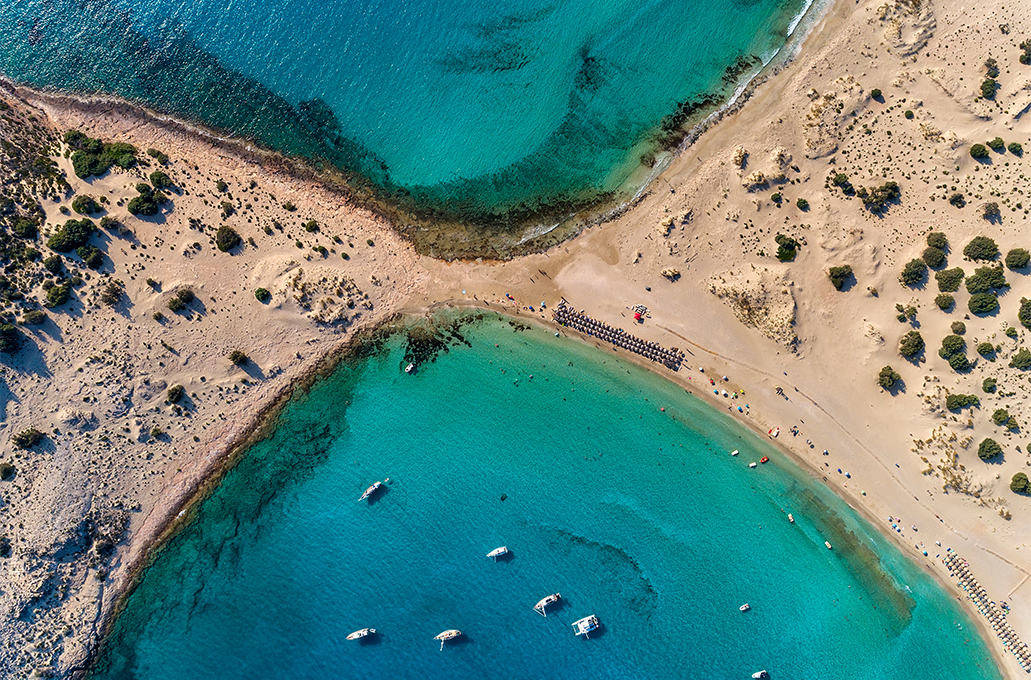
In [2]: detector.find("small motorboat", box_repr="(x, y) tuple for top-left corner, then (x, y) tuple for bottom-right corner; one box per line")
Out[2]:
(760, 456), (769, 464)
(825, 541), (833, 550)
(486, 546), (509, 561)
(359, 481), (383, 502)
(534, 593), (562, 617)
(434, 629), (462, 651)
(405, 363), (415, 374)
(788, 514), (795, 524)
(768, 427), (780, 438)
(346, 628), (376, 641)
(739, 603), (751, 612)
(748, 462), (757, 468)
(731, 449), (740, 456)
(572, 615), (600, 639)
(752, 672), (770, 680)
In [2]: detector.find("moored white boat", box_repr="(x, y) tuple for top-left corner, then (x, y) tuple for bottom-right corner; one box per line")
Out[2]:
(739, 603), (750, 612)
(486, 546), (509, 561)
(731, 449), (739, 456)
(825, 541), (833, 550)
(405, 363), (415, 373)
(434, 629), (462, 650)
(571, 614), (600, 638)
(346, 628), (376, 640)
(752, 672), (770, 679)
(534, 593), (561, 617)
(359, 481), (383, 501)
(748, 462), (757, 468)
(788, 513), (794, 523)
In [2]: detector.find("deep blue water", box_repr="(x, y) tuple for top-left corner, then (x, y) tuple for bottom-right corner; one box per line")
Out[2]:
(0, 0), (811, 220)
(89, 314), (1002, 680)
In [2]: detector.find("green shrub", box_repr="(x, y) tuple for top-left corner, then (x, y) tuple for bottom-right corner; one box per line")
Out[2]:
(167, 296), (185, 312)
(11, 218), (37, 240)
(981, 79), (998, 99)
(45, 283), (71, 308)
(828, 265), (852, 290)
(1010, 348), (1031, 369)
(216, 225), (241, 252)
(0, 324), (20, 353)
(964, 236), (999, 261)
(922, 246), (946, 268)
(965, 265), (1006, 294)
(857, 181), (900, 213)
(175, 288), (194, 304)
(127, 183), (166, 217)
(65, 131), (137, 179)
(1009, 142), (1023, 156)
(255, 287), (271, 302)
(12, 428), (43, 449)
(948, 353), (971, 372)
(977, 342), (996, 358)
(77, 245), (103, 270)
(904, 110), (914, 119)
(71, 195), (101, 215)
(1023, 39), (1031, 65)
(878, 365), (901, 390)
(1007, 326), (1019, 338)
(1006, 248), (1030, 270)
(796, 198), (809, 210)
(1020, 298), (1031, 328)
(47, 219), (95, 252)
(283, 201), (297, 212)
(900, 258), (927, 286)
(978, 438), (1002, 460)
(21, 310), (45, 325)
(146, 148), (169, 164)
(149, 170), (173, 189)
(951, 321), (966, 335)
(983, 202), (1001, 220)
(986, 58), (1000, 78)
(167, 385), (185, 404)
(0, 536), (10, 558)
(987, 136), (1005, 151)
(775, 233), (800, 262)
(968, 292), (999, 314)
(949, 193), (966, 208)
(935, 267), (964, 292)
(871, 88), (882, 99)
(945, 393), (979, 410)
(0, 462), (13, 481)
(970, 144), (990, 159)
(304, 220), (319, 233)
(939, 334), (965, 358)
(983, 377), (998, 392)
(42, 255), (62, 274)
(1011, 472), (1030, 494)
(926, 232), (948, 250)
(992, 408), (1012, 426)
(899, 330), (924, 358)
(229, 349), (249, 365)
(934, 293), (954, 310)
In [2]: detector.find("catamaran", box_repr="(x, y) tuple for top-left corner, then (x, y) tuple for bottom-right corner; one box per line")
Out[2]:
(346, 628), (376, 640)
(434, 629), (462, 650)
(486, 546), (509, 561)
(571, 615), (600, 638)
(359, 481), (382, 502)
(534, 593), (561, 617)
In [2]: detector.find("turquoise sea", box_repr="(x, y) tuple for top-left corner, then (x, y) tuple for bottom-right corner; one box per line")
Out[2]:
(89, 313), (1002, 680)
(0, 0), (809, 223)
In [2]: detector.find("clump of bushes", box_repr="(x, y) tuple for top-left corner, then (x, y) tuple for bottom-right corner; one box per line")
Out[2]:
(1011, 472), (1030, 494)
(216, 225), (241, 252)
(0, 324), (21, 353)
(12, 428), (44, 449)
(878, 365), (901, 390)
(22, 310), (46, 325)
(970, 144), (989, 159)
(949, 193), (966, 208)
(981, 79), (998, 99)
(1006, 248), (1030, 270)
(983, 377), (998, 392)
(900, 258), (927, 286)
(968, 292), (999, 315)
(146, 148), (169, 165)
(127, 183), (167, 217)
(945, 393), (979, 410)
(899, 330), (924, 358)
(167, 385), (185, 404)
(992, 408), (1014, 427)
(922, 246), (946, 268)
(828, 265), (852, 290)
(1019, 298), (1031, 329)
(1021, 39), (1031, 65)
(149, 170), (173, 189)
(983, 202), (1001, 220)
(987, 136), (1005, 151)
(965, 265), (1007, 294)
(47, 218), (95, 252)
(0, 462), (14, 481)
(100, 282), (122, 306)
(71, 195), (101, 215)
(64, 130), (137, 179)
(1009, 142), (1023, 156)
(951, 321), (966, 335)
(935, 267), (964, 292)
(964, 236), (999, 260)
(978, 342), (996, 359)
(871, 88), (883, 100)
(775, 234), (800, 262)
(1007, 326), (1019, 338)
(229, 349), (249, 365)
(1010, 348), (1031, 370)
(857, 181), (900, 213)
(939, 334), (970, 371)
(255, 287), (271, 302)
(796, 198), (809, 210)
(167, 288), (194, 312)
(45, 282), (71, 308)
(978, 438), (1002, 461)
(78, 245), (103, 270)
(935, 293), (954, 310)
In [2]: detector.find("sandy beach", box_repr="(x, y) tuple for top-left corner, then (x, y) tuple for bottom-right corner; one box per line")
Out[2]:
(3, 0), (1031, 675)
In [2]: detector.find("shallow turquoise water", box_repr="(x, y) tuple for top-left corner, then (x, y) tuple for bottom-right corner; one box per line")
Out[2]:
(0, 0), (808, 219)
(90, 314), (1002, 680)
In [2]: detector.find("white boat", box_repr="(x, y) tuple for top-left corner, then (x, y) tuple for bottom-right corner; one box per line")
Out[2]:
(486, 546), (509, 561)
(405, 363), (415, 373)
(748, 462), (757, 468)
(731, 449), (740, 456)
(434, 629), (462, 650)
(359, 481), (382, 502)
(752, 672), (770, 680)
(739, 603), (750, 612)
(534, 593), (561, 617)
(825, 541), (833, 550)
(572, 614), (600, 638)
(346, 628), (376, 640)
(788, 514), (795, 524)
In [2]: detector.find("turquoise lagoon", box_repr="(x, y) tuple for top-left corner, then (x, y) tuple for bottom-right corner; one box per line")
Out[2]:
(1, 0), (811, 223)
(89, 313), (1002, 680)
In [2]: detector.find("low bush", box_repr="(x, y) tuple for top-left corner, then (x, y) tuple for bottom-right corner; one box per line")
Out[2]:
(983, 377), (997, 392)
(21, 310), (45, 325)
(167, 385), (185, 404)
(1007, 326), (1019, 338)
(12, 428), (44, 449)
(922, 246), (946, 268)
(899, 330), (924, 358)
(939, 334), (965, 359)
(127, 183), (167, 217)
(216, 225), (241, 252)
(0, 462), (13, 481)
(935, 267), (964, 292)
(71, 195), (101, 215)
(828, 265), (852, 290)
(970, 144), (990, 159)
(900, 258), (927, 286)
(878, 365), (901, 390)
(945, 393), (979, 410)
(978, 342), (996, 358)
(77, 245), (103, 270)
(926, 232), (948, 250)
(42, 255), (62, 274)
(1009, 142), (1023, 156)
(948, 353), (971, 372)
(935, 293), (954, 310)
(100, 282), (122, 306)
(987, 136), (1005, 151)
(255, 287), (271, 302)
(981, 79), (998, 99)
(949, 193), (966, 208)
(47, 218), (95, 252)
(796, 198), (809, 210)
(1006, 248), (1030, 270)
(0, 324), (20, 353)
(149, 170), (173, 189)
(1010, 348), (1031, 370)
(1020, 298), (1031, 329)
(857, 181), (900, 213)
(951, 321), (966, 335)
(871, 88), (882, 100)
(65, 130), (137, 179)
(968, 292), (999, 314)
(229, 349), (249, 365)
(1012, 472), (1031, 494)
(167, 296), (185, 312)
(45, 283), (71, 308)
(775, 234), (800, 262)
(983, 202), (1001, 220)
(992, 408), (1012, 426)
(964, 236), (999, 260)
(978, 438), (1002, 461)
(965, 265), (1007, 294)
